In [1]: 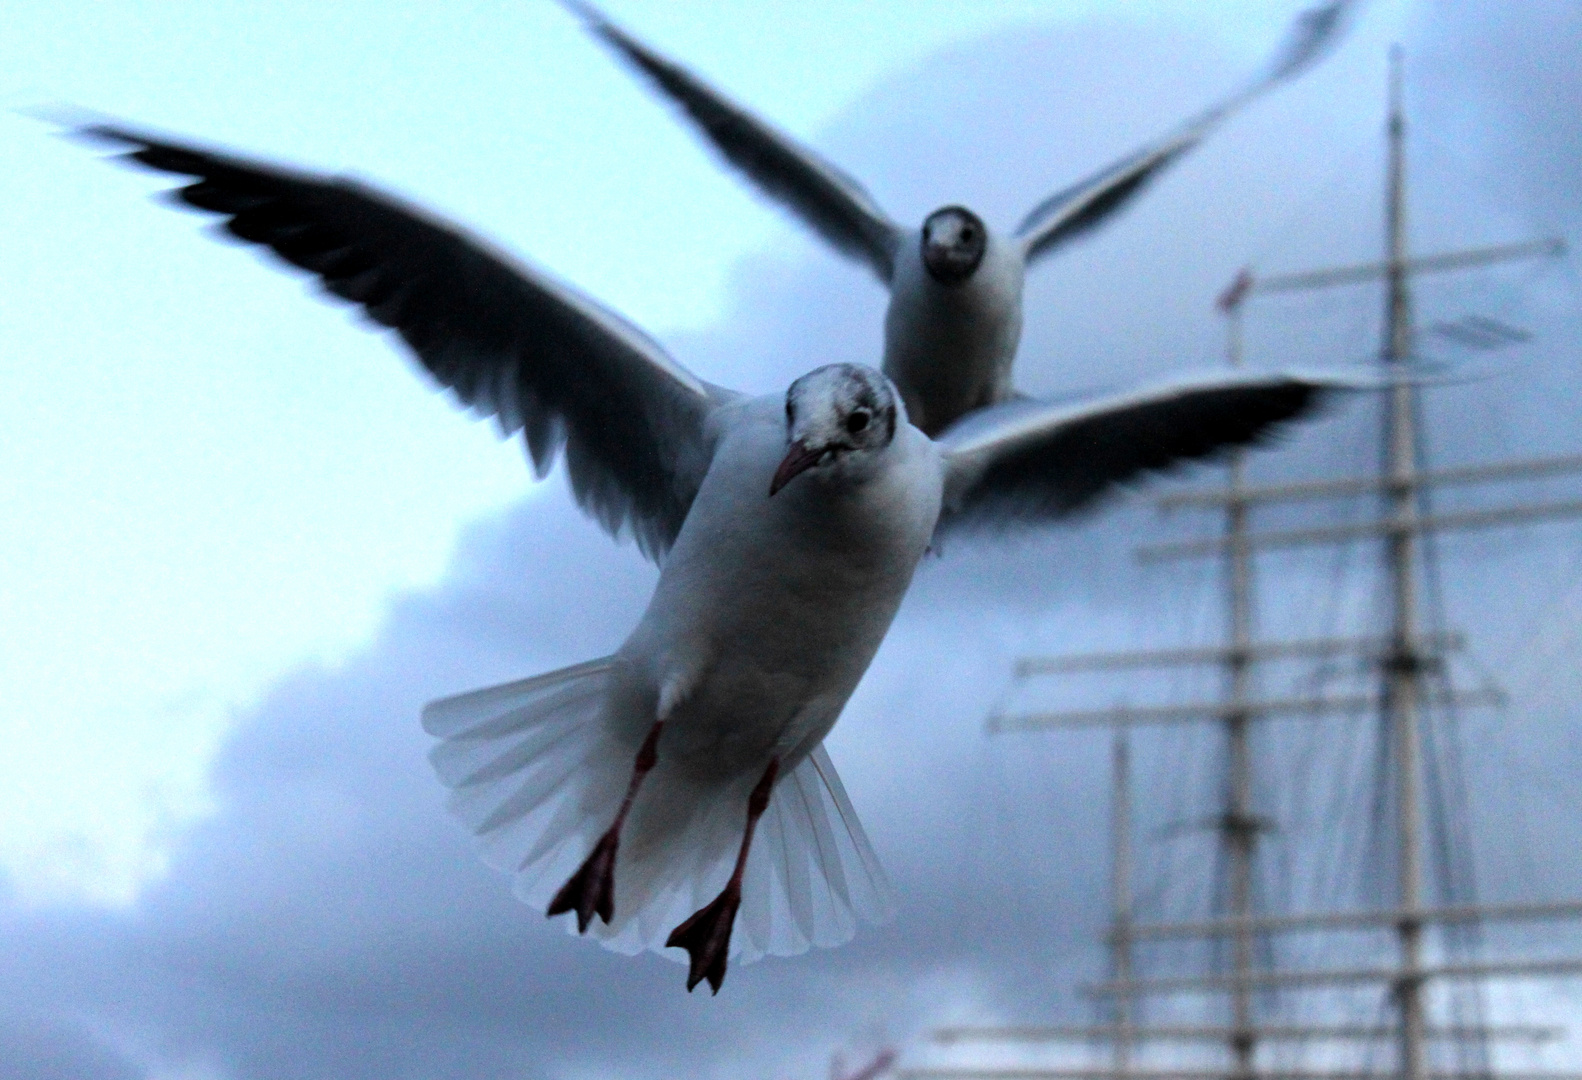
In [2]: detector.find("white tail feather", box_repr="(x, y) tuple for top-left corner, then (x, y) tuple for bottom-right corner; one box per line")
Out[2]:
(423, 660), (895, 964)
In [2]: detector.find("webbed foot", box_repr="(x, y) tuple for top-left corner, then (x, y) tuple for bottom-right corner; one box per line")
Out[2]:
(666, 883), (741, 994)
(547, 831), (618, 932)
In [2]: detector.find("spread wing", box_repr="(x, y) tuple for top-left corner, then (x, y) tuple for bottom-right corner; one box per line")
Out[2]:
(938, 370), (1364, 533)
(1016, 0), (1355, 265)
(566, 1), (904, 284)
(80, 123), (735, 561)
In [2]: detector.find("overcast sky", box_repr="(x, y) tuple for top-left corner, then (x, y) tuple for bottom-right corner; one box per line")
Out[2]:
(4, 1), (1582, 1078)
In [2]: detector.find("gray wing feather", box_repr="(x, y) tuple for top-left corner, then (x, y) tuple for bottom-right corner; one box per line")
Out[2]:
(82, 124), (732, 561)
(938, 370), (1363, 532)
(567, 1), (904, 284)
(1016, 0), (1355, 264)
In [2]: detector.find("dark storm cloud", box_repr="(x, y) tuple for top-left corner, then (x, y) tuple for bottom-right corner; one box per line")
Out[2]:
(7, 5), (1582, 1079)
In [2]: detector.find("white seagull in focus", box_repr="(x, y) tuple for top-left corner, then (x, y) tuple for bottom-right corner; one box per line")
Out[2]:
(79, 123), (1364, 993)
(564, 0), (1356, 435)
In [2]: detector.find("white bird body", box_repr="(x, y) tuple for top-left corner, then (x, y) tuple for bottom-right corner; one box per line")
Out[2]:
(78, 120), (1370, 991)
(428, 376), (942, 972)
(617, 394), (940, 777)
(884, 225), (1024, 432)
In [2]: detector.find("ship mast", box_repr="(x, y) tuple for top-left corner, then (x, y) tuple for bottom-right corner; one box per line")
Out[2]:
(1111, 730), (1134, 1078)
(1225, 265), (1258, 1080)
(1380, 45), (1427, 1080)
(909, 49), (1580, 1080)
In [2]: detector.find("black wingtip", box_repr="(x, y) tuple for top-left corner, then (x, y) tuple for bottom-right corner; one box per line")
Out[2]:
(18, 102), (143, 150)
(18, 100), (102, 129)
(23, 106), (202, 178)
(560, 0), (666, 74)
(76, 122), (142, 145)
(554, 0), (605, 28)
(1263, 0), (1353, 86)
(555, 0), (626, 45)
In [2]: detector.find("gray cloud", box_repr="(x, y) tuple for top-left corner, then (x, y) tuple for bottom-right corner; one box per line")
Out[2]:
(0, 1015), (142, 1080)
(7, 5), (1582, 1078)
(1416, 1), (1582, 233)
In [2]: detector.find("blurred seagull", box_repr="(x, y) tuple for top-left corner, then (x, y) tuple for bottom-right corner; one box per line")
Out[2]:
(564, 0), (1356, 435)
(77, 122), (1363, 992)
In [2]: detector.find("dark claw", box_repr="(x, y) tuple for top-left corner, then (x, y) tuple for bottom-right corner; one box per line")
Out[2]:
(666, 883), (742, 994)
(547, 832), (618, 932)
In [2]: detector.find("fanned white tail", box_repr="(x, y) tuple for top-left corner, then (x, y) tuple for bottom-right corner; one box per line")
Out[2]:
(423, 658), (895, 964)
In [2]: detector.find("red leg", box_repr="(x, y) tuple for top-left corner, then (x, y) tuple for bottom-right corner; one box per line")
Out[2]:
(547, 720), (663, 932)
(666, 757), (780, 994)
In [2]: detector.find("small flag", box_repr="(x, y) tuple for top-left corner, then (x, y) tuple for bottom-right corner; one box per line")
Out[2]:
(1217, 267), (1254, 313)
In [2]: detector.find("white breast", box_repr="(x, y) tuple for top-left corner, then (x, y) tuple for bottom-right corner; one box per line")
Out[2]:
(615, 395), (942, 778)
(883, 226), (1026, 434)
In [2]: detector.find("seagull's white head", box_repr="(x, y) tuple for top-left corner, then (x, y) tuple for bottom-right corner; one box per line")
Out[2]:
(921, 205), (988, 285)
(771, 364), (902, 496)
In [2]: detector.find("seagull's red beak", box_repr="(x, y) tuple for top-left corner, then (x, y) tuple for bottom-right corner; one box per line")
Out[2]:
(769, 440), (824, 496)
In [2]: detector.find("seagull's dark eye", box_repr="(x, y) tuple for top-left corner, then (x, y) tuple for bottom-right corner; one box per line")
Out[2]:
(846, 410), (871, 435)
(786, 401), (795, 424)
